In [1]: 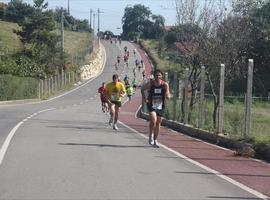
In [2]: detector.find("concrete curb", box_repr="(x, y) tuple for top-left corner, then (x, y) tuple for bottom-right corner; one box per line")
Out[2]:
(0, 99), (40, 105)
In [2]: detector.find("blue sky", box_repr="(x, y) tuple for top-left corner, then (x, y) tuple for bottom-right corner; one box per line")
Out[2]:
(1, 0), (177, 35)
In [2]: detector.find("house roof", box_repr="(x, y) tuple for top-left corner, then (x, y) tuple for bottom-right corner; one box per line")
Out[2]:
(0, 3), (8, 9)
(174, 42), (198, 55)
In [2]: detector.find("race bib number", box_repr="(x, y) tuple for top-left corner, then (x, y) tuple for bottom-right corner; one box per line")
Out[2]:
(111, 93), (118, 101)
(154, 88), (162, 94)
(152, 98), (163, 110)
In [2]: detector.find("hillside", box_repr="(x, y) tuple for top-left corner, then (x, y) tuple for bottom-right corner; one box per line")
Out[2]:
(0, 20), (92, 56)
(0, 20), (22, 54)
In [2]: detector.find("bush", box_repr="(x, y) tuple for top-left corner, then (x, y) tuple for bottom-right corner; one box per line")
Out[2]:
(15, 55), (44, 77)
(0, 74), (38, 100)
(0, 56), (17, 74)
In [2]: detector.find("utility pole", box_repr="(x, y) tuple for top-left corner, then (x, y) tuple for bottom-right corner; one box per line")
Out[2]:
(97, 8), (100, 37)
(97, 8), (104, 43)
(61, 8), (64, 70)
(93, 12), (96, 36)
(67, 0), (70, 15)
(90, 9), (92, 32)
(61, 8), (65, 87)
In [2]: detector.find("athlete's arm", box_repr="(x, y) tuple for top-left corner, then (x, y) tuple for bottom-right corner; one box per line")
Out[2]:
(164, 82), (171, 100)
(104, 86), (112, 105)
(120, 83), (126, 97)
(141, 81), (150, 102)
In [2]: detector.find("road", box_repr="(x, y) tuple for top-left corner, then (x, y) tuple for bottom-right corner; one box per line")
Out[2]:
(0, 40), (266, 199)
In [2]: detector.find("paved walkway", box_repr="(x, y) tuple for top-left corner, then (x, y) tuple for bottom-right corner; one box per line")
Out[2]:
(119, 43), (270, 199)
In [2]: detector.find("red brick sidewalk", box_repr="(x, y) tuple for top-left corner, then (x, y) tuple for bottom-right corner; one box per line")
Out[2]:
(119, 43), (270, 199)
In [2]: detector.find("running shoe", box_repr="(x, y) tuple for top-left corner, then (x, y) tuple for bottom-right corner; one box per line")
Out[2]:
(109, 117), (113, 126)
(153, 140), (159, 148)
(113, 123), (118, 130)
(148, 138), (154, 145)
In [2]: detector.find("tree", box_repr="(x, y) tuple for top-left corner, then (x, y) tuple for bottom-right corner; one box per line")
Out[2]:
(53, 8), (90, 32)
(122, 4), (151, 40)
(15, 0), (61, 75)
(232, 0), (266, 16)
(173, 0), (229, 126)
(150, 15), (165, 39)
(2, 0), (34, 23)
(207, 0), (270, 95)
(248, 1), (270, 95)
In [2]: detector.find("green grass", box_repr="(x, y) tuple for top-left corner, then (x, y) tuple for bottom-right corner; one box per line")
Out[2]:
(0, 20), (22, 54)
(0, 21), (93, 100)
(65, 31), (91, 54)
(0, 20), (92, 56)
(54, 29), (92, 55)
(143, 40), (166, 69)
(0, 74), (38, 100)
(165, 97), (270, 141)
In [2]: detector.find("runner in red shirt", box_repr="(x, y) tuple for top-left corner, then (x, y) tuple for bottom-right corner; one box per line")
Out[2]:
(98, 82), (109, 113)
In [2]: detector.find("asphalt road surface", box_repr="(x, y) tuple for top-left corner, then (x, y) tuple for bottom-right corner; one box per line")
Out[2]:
(0, 40), (265, 200)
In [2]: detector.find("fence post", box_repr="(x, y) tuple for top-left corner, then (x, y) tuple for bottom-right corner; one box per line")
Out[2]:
(52, 76), (55, 92)
(164, 72), (168, 82)
(72, 71), (75, 84)
(50, 77), (53, 93)
(38, 79), (41, 99)
(184, 68), (189, 124)
(48, 77), (51, 96)
(244, 59), (254, 139)
(42, 79), (44, 99)
(199, 65), (205, 128)
(44, 77), (47, 95)
(218, 64), (225, 134)
(61, 69), (64, 88)
(54, 75), (57, 91)
(64, 71), (67, 86)
(173, 71), (178, 121)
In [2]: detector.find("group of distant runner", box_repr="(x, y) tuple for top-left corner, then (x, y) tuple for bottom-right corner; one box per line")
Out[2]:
(98, 41), (170, 147)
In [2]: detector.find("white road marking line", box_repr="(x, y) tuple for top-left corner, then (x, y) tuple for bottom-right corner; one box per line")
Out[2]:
(118, 106), (269, 200)
(0, 108), (56, 166)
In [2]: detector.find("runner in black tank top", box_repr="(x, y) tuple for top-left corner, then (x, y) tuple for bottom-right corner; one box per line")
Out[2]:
(141, 69), (170, 147)
(147, 80), (166, 117)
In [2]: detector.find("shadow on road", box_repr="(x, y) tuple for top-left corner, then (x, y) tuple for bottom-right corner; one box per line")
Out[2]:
(58, 142), (152, 148)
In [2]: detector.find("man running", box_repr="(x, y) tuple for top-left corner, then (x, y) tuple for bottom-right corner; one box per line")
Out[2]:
(126, 85), (133, 102)
(106, 74), (126, 130)
(117, 55), (121, 66)
(141, 69), (170, 147)
(98, 82), (108, 113)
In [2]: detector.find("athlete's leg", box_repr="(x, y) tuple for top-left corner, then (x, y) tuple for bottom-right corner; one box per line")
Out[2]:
(114, 105), (120, 124)
(105, 102), (109, 112)
(112, 104), (121, 130)
(101, 102), (105, 112)
(154, 115), (162, 141)
(109, 103), (115, 125)
(149, 111), (157, 143)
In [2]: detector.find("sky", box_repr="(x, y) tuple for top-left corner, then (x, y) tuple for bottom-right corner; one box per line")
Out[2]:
(1, 0), (177, 35)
